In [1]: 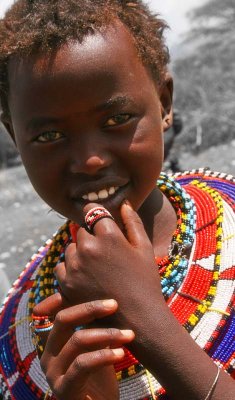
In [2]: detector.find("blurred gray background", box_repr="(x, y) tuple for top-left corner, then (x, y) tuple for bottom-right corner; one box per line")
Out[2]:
(1, 0), (235, 301)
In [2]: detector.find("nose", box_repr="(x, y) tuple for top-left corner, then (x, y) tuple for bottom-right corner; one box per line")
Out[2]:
(69, 136), (111, 175)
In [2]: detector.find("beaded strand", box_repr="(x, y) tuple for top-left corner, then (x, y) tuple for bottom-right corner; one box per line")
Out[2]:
(1, 169), (234, 400)
(184, 180), (224, 332)
(157, 173), (196, 299)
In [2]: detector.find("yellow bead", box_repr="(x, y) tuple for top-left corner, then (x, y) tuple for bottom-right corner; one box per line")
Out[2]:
(189, 314), (198, 325)
(198, 304), (207, 313)
(128, 366), (136, 376)
(116, 371), (122, 381)
(213, 272), (220, 280)
(208, 286), (216, 296)
(215, 255), (221, 265)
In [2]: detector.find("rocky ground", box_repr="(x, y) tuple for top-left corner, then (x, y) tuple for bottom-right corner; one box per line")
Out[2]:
(0, 166), (62, 300)
(0, 142), (235, 300)
(179, 141), (235, 175)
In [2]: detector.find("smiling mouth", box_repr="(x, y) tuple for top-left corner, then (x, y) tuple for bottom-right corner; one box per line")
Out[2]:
(82, 185), (121, 202)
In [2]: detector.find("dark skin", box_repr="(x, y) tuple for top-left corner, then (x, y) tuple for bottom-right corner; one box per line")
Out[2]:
(34, 294), (132, 400)
(3, 21), (235, 400)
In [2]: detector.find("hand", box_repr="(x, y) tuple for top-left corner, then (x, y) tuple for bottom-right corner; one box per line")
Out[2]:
(54, 201), (164, 330)
(33, 293), (135, 400)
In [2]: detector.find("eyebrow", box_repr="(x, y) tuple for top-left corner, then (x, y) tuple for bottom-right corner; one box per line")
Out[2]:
(26, 116), (62, 132)
(26, 95), (136, 131)
(93, 95), (136, 112)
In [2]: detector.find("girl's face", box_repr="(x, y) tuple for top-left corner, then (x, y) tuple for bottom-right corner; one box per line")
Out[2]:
(6, 22), (172, 226)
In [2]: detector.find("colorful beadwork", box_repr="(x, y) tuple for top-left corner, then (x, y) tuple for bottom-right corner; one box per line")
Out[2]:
(0, 169), (234, 400)
(157, 173), (196, 299)
(85, 206), (114, 232)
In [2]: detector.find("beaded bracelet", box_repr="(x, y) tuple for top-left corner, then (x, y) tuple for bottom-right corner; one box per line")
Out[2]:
(30, 315), (54, 356)
(204, 366), (220, 400)
(31, 314), (54, 333)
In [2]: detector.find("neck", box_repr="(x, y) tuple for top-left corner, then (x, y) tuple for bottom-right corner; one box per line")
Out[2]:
(138, 187), (177, 258)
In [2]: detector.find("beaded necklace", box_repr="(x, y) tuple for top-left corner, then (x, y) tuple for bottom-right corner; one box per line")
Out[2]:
(28, 172), (197, 318)
(27, 171), (198, 398)
(1, 169), (235, 400)
(115, 170), (235, 399)
(157, 174), (196, 299)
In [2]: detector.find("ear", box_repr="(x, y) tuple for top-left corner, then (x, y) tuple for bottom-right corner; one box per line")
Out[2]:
(159, 73), (173, 132)
(0, 112), (17, 146)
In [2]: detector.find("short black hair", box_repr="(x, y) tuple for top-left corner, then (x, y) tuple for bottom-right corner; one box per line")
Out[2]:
(0, 0), (170, 116)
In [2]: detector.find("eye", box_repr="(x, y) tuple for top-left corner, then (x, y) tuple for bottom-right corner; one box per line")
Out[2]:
(105, 114), (131, 127)
(35, 131), (64, 143)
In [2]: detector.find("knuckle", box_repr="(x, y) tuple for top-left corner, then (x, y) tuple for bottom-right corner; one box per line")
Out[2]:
(106, 327), (119, 338)
(95, 348), (107, 360)
(65, 243), (76, 256)
(84, 300), (97, 314)
(74, 354), (87, 372)
(70, 331), (81, 348)
(54, 310), (66, 326)
(79, 240), (95, 256)
(68, 254), (79, 272)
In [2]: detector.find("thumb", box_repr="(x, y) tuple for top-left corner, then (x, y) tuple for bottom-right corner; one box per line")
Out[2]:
(120, 200), (150, 248)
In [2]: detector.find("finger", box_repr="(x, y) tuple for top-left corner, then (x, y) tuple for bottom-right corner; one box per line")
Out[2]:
(42, 299), (118, 357)
(64, 242), (79, 268)
(55, 348), (125, 397)
(120, 200), (150, 247)
(54, 244), (81, 295)
(33, 292), (70, 317)
(54, 328), (134, 373)
(82, 203), (122, 237)
(53, 261), (67, 291)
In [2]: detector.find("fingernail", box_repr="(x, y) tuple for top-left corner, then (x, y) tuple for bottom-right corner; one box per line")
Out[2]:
(112, 348), (125, 357)
(122, 199), (133, 209)
(120, 329), (135, 338)
(102, 299), (117, 309)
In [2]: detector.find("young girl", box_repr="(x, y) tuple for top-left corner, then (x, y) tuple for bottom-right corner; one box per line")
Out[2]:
(0, 1), (234, 399)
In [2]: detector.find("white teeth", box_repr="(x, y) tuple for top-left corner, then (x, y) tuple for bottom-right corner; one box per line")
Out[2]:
(82, 186), (120, 201)
(98, 189), (109, 199)
(88, 192), (99, 201)
(108, 187), (115, 195)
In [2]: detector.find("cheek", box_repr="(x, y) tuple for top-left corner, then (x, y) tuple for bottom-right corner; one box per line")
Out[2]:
(128, 112), (164, 157)
(18, 139), (66, 177)
(126, 127), (164, 170)
(19, 148), (66, 207)
(124, 131), (163, 208)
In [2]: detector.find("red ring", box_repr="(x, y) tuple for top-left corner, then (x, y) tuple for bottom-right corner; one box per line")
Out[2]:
(85, 207), (114, 232)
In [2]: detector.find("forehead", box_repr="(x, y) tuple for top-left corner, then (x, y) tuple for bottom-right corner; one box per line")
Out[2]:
(8, 22), (158, 119)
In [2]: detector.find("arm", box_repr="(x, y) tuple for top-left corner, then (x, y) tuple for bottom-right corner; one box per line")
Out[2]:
(127, 296), (234, 400)
(55, 202), (235, 400)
